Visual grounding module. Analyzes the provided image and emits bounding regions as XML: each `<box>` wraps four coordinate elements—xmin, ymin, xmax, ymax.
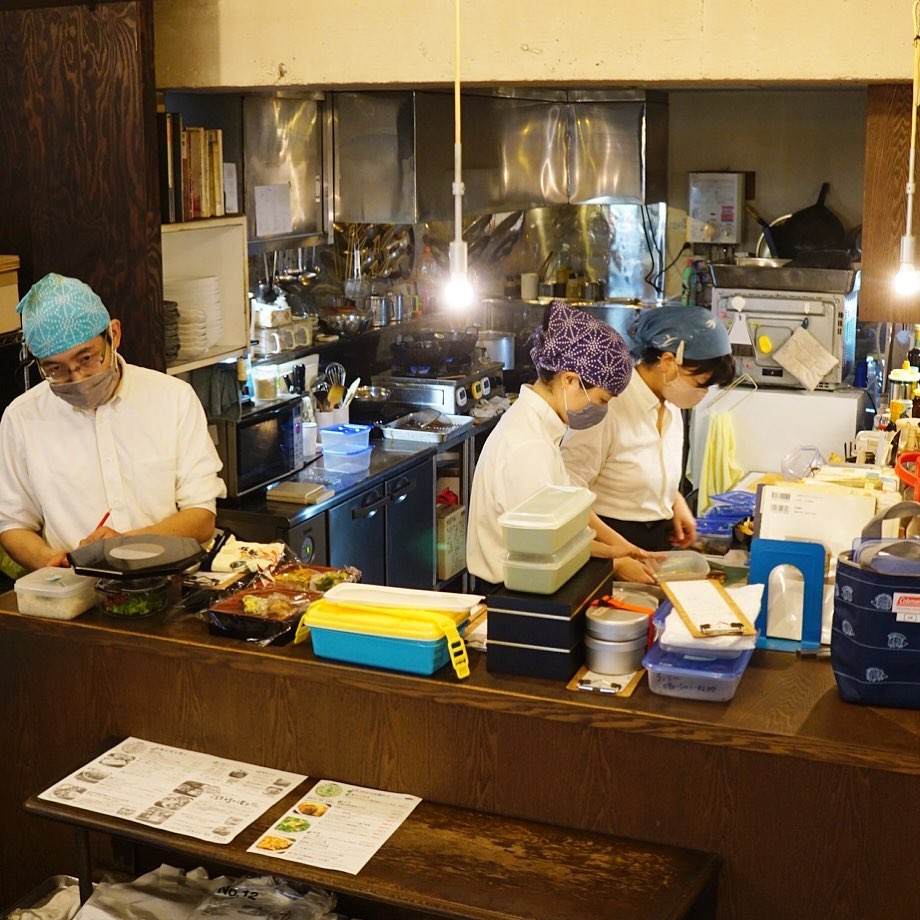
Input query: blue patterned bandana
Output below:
<box><xmin>630</xmin><ymin>304</ymin><xmax>730</xmax><ymax>362</ymax></box>
<box><xmin>18</xmin><ymin>273</ymin><xmax>111</xmax><ymax>359</ymax></box>
<box><xmin>530</xmin><ymin>300</ymin><xmax>632</xmax><ymax>395</ymax></box>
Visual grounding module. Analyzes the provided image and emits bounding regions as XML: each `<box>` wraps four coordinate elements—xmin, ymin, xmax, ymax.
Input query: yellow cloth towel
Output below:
<box><xmin>697</xmin><ymin>411</ymin><xmax>745</xmax><ymax>513</ymax></box>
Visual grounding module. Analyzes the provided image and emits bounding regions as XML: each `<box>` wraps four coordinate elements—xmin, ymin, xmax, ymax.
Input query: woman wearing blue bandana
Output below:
<box><xmin>0</xmin><ymin>273</ymin><xmax>226</xmax><ymax>571</ymax></box>
<box><xmin>562</xmin><ymin>305</ymin><xmax>734</xmax><ymax>552</ymax></box>
<box><xmin>467</xmin><ymin>301</ymin><xmax>658</xmax><ymax>589</ymax></box>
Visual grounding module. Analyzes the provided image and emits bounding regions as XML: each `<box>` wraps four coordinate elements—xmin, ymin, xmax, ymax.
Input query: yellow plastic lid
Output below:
<box><xmin>297</xmin><ymin>600</ymin><xmax>474</xmax><ymax>678</ymax></box>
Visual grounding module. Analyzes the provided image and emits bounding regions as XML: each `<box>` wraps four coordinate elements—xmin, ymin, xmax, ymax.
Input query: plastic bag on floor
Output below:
<box><xmin>190</xmin><ymin>875</ymin><xmax>336</xmax><ymax>918</ymax></box>
<box><xmin>73</xmin><ymin>865</ymin><xmax>235</xmax><ymax>920</ymax></box>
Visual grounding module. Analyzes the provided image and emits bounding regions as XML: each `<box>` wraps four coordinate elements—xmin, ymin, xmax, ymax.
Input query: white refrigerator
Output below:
<box><xmin>687</xmin><ymin>385</ymin><xmax>870</xmax><ymax>487</ymax></box>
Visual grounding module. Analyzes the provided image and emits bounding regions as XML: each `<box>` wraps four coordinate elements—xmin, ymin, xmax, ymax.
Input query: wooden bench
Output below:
<box><xmin>26</xmin><ymin>781</ymin><xmax>719</xmax><ymax>920</ymax></box>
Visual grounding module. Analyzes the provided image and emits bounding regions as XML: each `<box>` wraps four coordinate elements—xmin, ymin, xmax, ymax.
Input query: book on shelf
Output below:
<box><xmin>155</xmin><ymin>111</ymin><xmax>175</xmax><ymax>224</ymax></box>
<box><xmin>171</xmin><ymin>111</ymin><xmax>185</xmax><ymax>221</ymax></box>
<box><xmin>207</xmin><ymin>128</ymin><xmax>225</xmax><ymax>218</ymax></box>
<box><xmin>185</xmin><ymin>126</ymin><xmax>207</xmax><ymax>219</ymax></box>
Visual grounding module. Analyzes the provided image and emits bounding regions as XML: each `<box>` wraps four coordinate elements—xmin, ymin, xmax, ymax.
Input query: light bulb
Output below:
<box><xmin>895</xmin><ymin>263</ymin><xmax>920</xmax><ymax>296</ymax></box>
<box><xmin>444</xmin><ymin>273</ymin><xmax>474</xmax><ymax>310</ymax></box>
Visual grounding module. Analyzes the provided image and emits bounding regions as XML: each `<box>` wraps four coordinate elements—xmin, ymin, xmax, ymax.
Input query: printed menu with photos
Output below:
<box><xmin>248</xmin><ymin>779</ymin><xmax>422</xmax><ymax>874</ymax></box>
<box><xmin>37</xmin><ymin>737</ymin><xmax>307</xmax><ymax>844</ymax></box>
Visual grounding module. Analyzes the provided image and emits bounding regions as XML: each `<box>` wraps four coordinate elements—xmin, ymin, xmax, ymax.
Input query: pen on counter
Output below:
<box><xmin>94</xmin><ymin>510</ymin><xmax>111</xmax><ymax>531</ymax></box>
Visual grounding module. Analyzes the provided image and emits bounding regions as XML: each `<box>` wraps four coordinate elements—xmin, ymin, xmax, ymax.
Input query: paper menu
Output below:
<box><xmin>37</xmin><ymin>737</ymin><xmax>306</xmax><ymax>845</ymax></box>
<box><xmin>248</xmin><ymin>779</ymin><xmax>421</xmax><ymax>874</ymax></box>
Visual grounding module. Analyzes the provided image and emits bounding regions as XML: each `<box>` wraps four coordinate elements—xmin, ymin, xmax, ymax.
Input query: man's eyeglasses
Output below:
<box><xmin>37</xmin><ymin>337</ymin><xmax>108</xmax><ymax>383</ymax></box>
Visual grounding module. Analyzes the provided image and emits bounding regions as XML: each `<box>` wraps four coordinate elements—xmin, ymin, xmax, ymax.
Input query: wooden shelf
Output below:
<box><xmin>26</xmin><ymin>775</ymin><xmax>717</xmax><ymax>920</ymax></box>
<box><xmin>161</xmin><ymin>216</ymin><xmax>249</xmax><ymax>376</ymax></box>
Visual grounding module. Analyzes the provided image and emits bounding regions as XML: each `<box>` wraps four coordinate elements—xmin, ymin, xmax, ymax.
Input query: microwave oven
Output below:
<box><xmin>211</xmin><ymin>395</ymin><xmax>304</xmax><ymax>497</ymax></box>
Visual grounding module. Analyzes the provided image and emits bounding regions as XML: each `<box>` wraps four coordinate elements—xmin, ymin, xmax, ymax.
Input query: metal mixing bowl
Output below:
<box><xmin>318</xmin><ymin>308</ymin><xmax>371</xmax><ymax>335</ymax></box>
<box><xmin>353</xmin><ymin>385</ymin><xmax>391</xmax><ymax>406</ymax></box>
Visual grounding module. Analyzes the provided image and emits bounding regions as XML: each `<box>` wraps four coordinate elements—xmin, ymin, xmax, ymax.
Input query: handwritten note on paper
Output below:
<box><xmin>37</xmin><ymin>737</ymin><xmax>306</xmax><ymax>844</ymax></box>
<box><xmin>248</xmin><ymin>779</ymin><xmax>421</xmax><ymax>874</ymax></box>
<box><xmin>254</xmin><ymin>183</ymin><xmax>293</xmax><ymax>237</ymax></box>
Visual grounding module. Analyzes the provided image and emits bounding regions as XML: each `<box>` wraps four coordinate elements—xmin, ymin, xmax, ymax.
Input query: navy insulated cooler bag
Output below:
<box><xmin>831</xmin><ymin>501</ymin><xmax>920</xmax><ymax>709</ymax></box>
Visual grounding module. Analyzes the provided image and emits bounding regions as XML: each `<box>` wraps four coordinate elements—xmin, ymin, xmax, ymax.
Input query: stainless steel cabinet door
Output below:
<box><xmin>385</xmin><ymin>458</ymin><xmax>435</xmax><ymax>589</ymax></box>
<box><xmin>328</xmin><ymin>484</ymin><xmax>387</xmax><ymax>585</ymax></box>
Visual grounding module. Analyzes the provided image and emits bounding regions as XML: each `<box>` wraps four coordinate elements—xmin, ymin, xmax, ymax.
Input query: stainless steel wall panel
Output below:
<box><xmin>244</xmin><ymin>94</ymin><xmax>323</xmax><ymax>242</ymax></box>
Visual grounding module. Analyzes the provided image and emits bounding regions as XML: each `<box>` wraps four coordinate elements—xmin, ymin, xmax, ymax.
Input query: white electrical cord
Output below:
<box><xmin>445</xmin><ymin>0</ymin><xmax>474</xmax><ymax>310</ymax></box>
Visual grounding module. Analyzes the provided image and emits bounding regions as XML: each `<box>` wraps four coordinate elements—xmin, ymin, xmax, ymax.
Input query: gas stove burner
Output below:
<box><xmin>405</xmin><ymin>364</ymin><xmax>438</xmax><ymax>378</ymax></box>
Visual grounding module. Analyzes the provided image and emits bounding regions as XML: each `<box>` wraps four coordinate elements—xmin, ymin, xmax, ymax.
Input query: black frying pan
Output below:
<box><xmin>774</xmin><ymin>182</ymin><xmax>846</xmax><ymax>259</ymax></box>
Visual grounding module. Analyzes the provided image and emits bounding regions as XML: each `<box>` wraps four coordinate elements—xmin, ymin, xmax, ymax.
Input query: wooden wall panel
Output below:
<box><xmin>0</xmin><ymin>1</ymin><xmax>163</xmax><ymax>370</ymax></box>
<box><xmin>860</xmin><ymin>83</ymin><xmax>920</xmax><ymax>323</ymax></box>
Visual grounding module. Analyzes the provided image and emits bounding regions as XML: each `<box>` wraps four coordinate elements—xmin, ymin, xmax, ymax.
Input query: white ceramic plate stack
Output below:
<box><xmin>173</xmin><ymin>307</ymin><xmax>209</xmax><ymax>360</ymax></box>
<box><xmin>164</xmin><ymin>275</ymin><xmax>223</xmax><ymax>357</ymax></box>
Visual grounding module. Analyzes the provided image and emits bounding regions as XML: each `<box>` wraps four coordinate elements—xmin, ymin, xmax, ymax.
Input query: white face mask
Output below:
<box><xmin>661</xmin><ymin>365</ymin><xmax>707</xmax><ymax>409</ymax></box>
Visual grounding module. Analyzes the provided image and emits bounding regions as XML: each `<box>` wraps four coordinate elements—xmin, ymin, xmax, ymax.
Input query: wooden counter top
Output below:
<box><xmin>1</xmin><ymin>593</ymin><xmax>917</xmax><ymax>777</ymax></box>
<box><xmin>2</xmin><ymin>591</ymin><xmax>919</xmax><ymax>918</ymax></box>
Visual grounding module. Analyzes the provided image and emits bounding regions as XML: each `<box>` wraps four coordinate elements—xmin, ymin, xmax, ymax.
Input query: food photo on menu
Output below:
<box><xmin>247</xmin><ymin>779</ymin><xmax>420</xmax><ymax>875</ymax></box>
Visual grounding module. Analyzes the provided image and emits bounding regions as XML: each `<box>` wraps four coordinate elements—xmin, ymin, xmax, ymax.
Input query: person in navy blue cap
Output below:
<box><xmin>467</xmin><ymin>301</ymin><xmax>658</xmax><ymax>589</ymax></box>
<box><xmin>0</xmin><ymin>273</ymin><xmax>225</xmax><ymax>571</ymax></box>
<box><xmin>562</xmin><ymin>304</ymin><xmax>735</xmax><ymax>552</ymax></box>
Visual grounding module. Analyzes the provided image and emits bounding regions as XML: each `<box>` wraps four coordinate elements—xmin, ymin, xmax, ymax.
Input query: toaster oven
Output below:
<box><xmin>711</xmin><ymin>279</ymin><xmax>857</xmax><ymax>389</ymax></box>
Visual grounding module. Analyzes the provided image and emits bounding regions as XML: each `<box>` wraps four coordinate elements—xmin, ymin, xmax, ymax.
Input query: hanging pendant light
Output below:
<box><xmin>444</xmin><ymin>0</ymin><xmax>474</xmax><ymax>310</ymax></box>
<box><xmin>895</xmin><ymin>1</ymin><xmax>920</xmax><ymax>295</ymax></box>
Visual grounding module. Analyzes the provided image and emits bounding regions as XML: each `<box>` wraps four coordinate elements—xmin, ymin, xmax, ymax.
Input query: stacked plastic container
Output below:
<box><xmin>695</xmin><ymin>490</ymin><xmax>757</xmax><ymax>556</ymax></box>
<box><xmin>643</xmin><ymin>598</ymin><xmax>756</xmax><ymax>702</ymax></box>
<box><xmin>319</xmin><ymin>423</ymin><xmax>373</xmax><ymax>473</ymax></box>
<box><xmin>497</xmin><ymin>486</ymin><xmax>595</xmax><ymax>594</ymax></box>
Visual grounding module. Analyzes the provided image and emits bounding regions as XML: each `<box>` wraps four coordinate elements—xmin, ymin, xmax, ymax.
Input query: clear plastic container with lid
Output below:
<box><xmin>317</xmin><ymin>423</ymin><xmax>372</xmax><ymax>452</ymax></box>
<box><xmin>498</xmin><ymin>485</ymin><xmax>595</xmax><ymax>556</ymax></box>
<box><xmin>15</xmin><ymin>568</ymin><xmax>97</xmax><ymax>620</ymax></box>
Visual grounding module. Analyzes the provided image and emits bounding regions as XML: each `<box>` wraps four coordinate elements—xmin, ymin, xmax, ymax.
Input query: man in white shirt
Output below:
<box><xmin>0</xmin><ymin>273</ymin><xmax>226</xmax><ymax>571</ymax></box>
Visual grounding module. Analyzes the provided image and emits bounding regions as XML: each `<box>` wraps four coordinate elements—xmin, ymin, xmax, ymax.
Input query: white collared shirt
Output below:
<box><xmin>561</xmin><ymin>370</ymin><xmax>682</xmax><ymax>521</ymax></box>
<box><xmin>0</xmin><ymin>359</ymin><xmax>226</xmax><ymax>552</ymax></box>
<box><xmin>466</xmin><ymin>385</ymin><xmax>575</xmax><ymax>584</ymax></box>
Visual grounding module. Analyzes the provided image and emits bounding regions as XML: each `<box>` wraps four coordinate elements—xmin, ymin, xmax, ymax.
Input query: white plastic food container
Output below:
<box><xmin>15</xmin><ymin>568</ymin><xmax>98</xmax><ymax>620</ymax></box>
<box><xmin>502</xmin><ymin>527</ymin><xmax>594</xmax><ymax>594</ymax></box>
<box><xmin>498</xmin><ymin>485</ymin><xmax>595</xmax><ymax>556</ymax></box>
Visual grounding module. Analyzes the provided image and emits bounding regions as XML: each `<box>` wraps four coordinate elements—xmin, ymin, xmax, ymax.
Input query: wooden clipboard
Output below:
<box><xmin>660</xmin><ymin>579</ymin><xmax>756</xmax><ymax>638</ymax></box>
<box><xmin>566</xmin><ymin>666</ymin><xmax>644</xmax><ymax>698</ymax></box>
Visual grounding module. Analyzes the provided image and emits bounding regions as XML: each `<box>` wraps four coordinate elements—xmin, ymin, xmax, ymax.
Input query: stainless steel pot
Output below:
<box><xmin>478</xmin><ymin>330</ymin><xmax>515</xmax><ymax>370</ymax></box>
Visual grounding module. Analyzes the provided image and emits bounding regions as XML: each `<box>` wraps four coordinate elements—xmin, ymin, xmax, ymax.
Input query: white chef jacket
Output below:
<box><xmin>561</xmin><ymin>371</ymin><xmax>681</xmax><ymax>522</ymax></box>
<box><xmin>0</xmin><ymin>358</ymin><xmax>226</xmax><ymax>553</ymax></box>
<box><xmin>467</xmin><ymin>385</ymin><xmax>577</xmax><ymax>584</ymax></box>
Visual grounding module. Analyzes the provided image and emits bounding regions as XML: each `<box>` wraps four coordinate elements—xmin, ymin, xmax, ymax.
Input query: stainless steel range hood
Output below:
<box><xmin>333</xmin><ymin>90</ymin><xmax>667</xmax><ymax>224</ymax></box>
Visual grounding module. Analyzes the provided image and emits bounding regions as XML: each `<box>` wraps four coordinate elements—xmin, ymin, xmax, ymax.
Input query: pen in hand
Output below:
<box><xmin>94</xmin><ymin>510</ymin><xmax>111</xmax><ymax>531</ymax></box>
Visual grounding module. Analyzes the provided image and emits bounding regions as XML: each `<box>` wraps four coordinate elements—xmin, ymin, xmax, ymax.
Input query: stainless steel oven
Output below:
<box><xmin>710</xmin><ymin>267</ymin><xmax>858</xmax><ymax>389</ymax></box>
<box><xmin>210</xmin><ymin>395</ymin><xmax>304</xmax><ymax>497</ymax></box>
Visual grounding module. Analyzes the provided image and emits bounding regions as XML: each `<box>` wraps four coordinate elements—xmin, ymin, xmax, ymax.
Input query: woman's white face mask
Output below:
<box><xmin>661</xmin><ymin>364</ymin><xmax>708</xmax><ymax>409</ymax></box>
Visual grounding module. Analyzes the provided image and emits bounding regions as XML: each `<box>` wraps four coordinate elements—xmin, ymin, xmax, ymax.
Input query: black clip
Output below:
<box><xmin>698</xmin><ymin>621</ymin><xmax>745</xmax><ymax>637</ymax></box>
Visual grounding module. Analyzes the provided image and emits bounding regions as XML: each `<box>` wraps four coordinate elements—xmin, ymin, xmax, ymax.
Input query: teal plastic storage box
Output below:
<box><xmin>309</xmin><ymin>625</ymin><xmax>465</xmax><ymax>675</ymax></box>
